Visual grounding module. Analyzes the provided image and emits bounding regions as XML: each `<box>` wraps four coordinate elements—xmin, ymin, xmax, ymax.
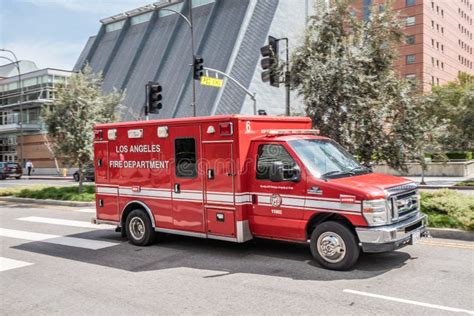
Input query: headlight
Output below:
<box><xmin>362</xmin><ymin>199</ymin><xmax>389</xmax><ymax>226</ymax></box>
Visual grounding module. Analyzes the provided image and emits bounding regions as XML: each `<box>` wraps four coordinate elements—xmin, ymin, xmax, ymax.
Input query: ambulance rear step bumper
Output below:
<box><xmin>91</xmin><ymin>218</ymin><xmax>120</xmax><ymax>227</ymax></box>
<box><xmin>356</xmin><ymin>212</ymin><xmax>428</xmax><ymax>253</ymax></box>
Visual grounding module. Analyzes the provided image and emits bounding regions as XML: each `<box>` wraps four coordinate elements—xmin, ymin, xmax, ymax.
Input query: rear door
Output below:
<box><xmin>94</xmin><ymin>141</ymin><xmax>118</xmax><ymax>221</ymax></box>
<box><xmin>169</xmin><ymin>126</ymin><xmax>204</xmax><ymax>233</ymax></box>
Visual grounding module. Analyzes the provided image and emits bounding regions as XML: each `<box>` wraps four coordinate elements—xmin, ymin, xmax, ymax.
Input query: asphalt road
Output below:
<box><xmin>0</xmin><ymin>202</ymin><xmax>473</xmax><ymax>315</ymax></box>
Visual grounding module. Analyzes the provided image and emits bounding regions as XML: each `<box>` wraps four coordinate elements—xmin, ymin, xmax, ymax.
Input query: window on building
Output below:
<box><xmin>405</xmin><ymin>74</ymin><xmax>417</xmax><ymax>89</ymax></box>
<box><xmin>437</xmin><ymin>78</ymin><xmax>440</xmax><ymax>85</ymax></box>
<box><xmin>406</xmin><ymin>35</ymin><xmax>416</xmax><ymax>44</ymax></box>
<box><xmin>406</xmin><ymin>54</ymin><xmax>416</xmax><ymax>64</ymax></box>
<box><xmin>441</xmin><ymin>9</ymin><xmax>444</xmax><ymax>17</ymax></box>
<box><xmin>130</xmin><ymin>12</ymin><xmax>152</xmax><ymax>25</ymax></box>
<box><xmin>256</xmin><ymin>144</ymin><xmax>296</xmax><ymax>180</ymax></box>
<box><xmin>441</xmin><ymin>27</ymin><xmax>444</xmax><ymax>34</ymax></box>
<box><xmin>436</xmin><ymin>60</ymin><xmax>439</xmax><ymax>67</ymax></box>
<box><xmin>441</xmin><ymin>44</ymin><xmax>444</xmax><ymax>52</ymax></box>
<box><xmin>407</xmin><ymin>16</ymin><xmax>416</xmax><ymax>26</ymax></box>
<box><xmin>441</xmin><ymin>62</ymin><xmax>444</xmax><ymax>69</ymax></box>
<box><xmin>105</xmin><ymin>20</ymin><xmax>125</xmax><ymax>32</ymax></box>
<box><xmin>363</xmin><ymin>0</ymin><xmax>372</xmax><ymax>21</ymax></box>
<box><xmin>432</xmin><ymin>76</ymin><xmax>435</xmax><ymax>85</ymax></box>
<box><xmin>432</xmin><ymin>57</ymin><xmax>435</xmax><ymax>65</ymax></box>
<box><xmin>174</xmin><ymin>138</ymin><xmax>197</xmax><ymax>178</ymax></box>
<box><xmin>406</xmin><ymin>0</ymin><xmax>415</xmax><ymax>6</ymax></box>
<box><xmin>431</xmin><ymin>20</ymin><xmax>435</xmax><ymax>28</ymax></box>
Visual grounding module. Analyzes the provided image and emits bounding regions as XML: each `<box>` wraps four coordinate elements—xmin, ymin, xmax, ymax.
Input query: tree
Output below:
<box><xmin>428</xmin><ymin>72</ymin><xmax>474</xmax><ymax>151</ymax></box>
<box><xmin>291</xmin><ymin>0</ymin><xmax>427</xmax><ymax>170</ymax></box>
<box><xmin>42</xmin><ymin>65</ymin><xmax>124</xmax><ymax>192</ymax></box>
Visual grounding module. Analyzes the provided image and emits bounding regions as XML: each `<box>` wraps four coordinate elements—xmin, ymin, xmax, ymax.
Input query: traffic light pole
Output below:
<box><xmin>204</xmin><ymin>67</ymin><xmax>257</xmax><ymax>115</ymax></box>
<box><xmin>0</xmin><ymin>50</ymin><xmax>23</xmax><ymax>163</ymax></box>
<box><xmin>277</xmin><ymin>37</ymin><xmax>290</xmax><ymax>116</ymax></box>
<box><xmin>160</xmin><ymin>3</ymin><xmax>196</xmax><ymax>116</ymax></box>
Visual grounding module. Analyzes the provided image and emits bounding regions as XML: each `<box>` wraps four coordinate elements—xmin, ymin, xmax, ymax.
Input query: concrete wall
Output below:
<box><xmin>373</xmin><ymin>161</ymin><xmax>474</xmax><ymax>177</ymax></box>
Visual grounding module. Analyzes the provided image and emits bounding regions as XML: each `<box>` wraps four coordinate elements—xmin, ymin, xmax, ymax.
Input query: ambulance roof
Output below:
<box><xmin>95</xmin><ymin>115</ymin><xmax>311</xmax><ymax>128</ymax></box>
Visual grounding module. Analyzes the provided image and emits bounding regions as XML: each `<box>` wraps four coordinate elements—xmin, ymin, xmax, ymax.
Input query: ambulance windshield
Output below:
<box><xmin>289</xmin><ymin>139</ymin><xmax>370</xmax><ymax>179</ymax></box>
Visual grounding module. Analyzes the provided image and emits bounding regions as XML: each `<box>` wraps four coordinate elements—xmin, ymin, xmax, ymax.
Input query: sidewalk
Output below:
<box><xmin>21</xmin><ymin>175</ymin><xmax>74</xmax><ymax>181</ymax></box>
<box><xmin>405</xmin><ymin>176</ymin><xmax>472</xmax><ymax>189</ymax></box>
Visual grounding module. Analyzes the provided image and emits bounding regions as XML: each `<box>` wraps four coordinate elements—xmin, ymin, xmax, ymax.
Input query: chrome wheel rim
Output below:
<box><xmin>129</xmin><ymin>217</ymin><xmax>145</xmax><ymax>240</ymax></box>
<box><xmin>317</xmin><ymin>232</ymin><xmax>346</xmax><ymax>263</ymax></box>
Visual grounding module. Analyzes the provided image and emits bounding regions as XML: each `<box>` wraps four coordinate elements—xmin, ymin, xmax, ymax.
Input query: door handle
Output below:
<box><xmin>174</xmin><ymin>183</ymin><xmax>180</xmax><ymax>193</ymax></box>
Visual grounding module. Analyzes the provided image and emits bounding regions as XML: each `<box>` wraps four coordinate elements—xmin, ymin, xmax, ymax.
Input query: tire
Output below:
<box><xmin>310</xmin><ymin>221</ymin><xmax>360</xmax><ymax>271</ymax></box>
<box><xmin>125</xmin><ymin>209</ymin><xmax>156</xmax><ymax>246</ymax></box>
<box><xmin>15</xmin><ymin>176</ymin><xmax>21</xmax><ymax>179</ymax></box>
<box><xmin>73</xmin><ymin>173</ymin><xmax>80</xmax><ymax>182</ymax></box>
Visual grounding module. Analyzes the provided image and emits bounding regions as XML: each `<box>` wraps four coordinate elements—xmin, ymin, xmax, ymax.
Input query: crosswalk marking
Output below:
<box><xmin>0</xmin><ymin>228</ymin><xmax>119</xmax><ymax>250</ymax></box>
<box><xmin>17</xmin><ymin>216</ymin><xmax>114</xmax><ymax>229</ymax></box>
<box><xmin>75</xmin><ymin>208</ymin><xmax>96</xmax><ymax>214</ymax></box>
<box><xmin>0</xmin><ymin>257</ymin><xmax>33</xmax><ymax>272</ymax></box>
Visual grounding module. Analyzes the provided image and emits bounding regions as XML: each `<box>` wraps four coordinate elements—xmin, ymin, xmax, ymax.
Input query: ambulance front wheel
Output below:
<box><xmin>310</xmin><ymin>221</ymin><xmax>360</xmax><ymax>271</ymax></box>
<box><xmin>125</xmin><ymin>209</ymin><xmax>156</xmax><ymax>246</ymax></box>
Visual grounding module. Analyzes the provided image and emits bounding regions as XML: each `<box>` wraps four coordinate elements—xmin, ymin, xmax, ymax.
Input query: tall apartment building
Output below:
<box><xmin>352</xmin><ymin>0</ymin><xmax>474</xmax><ymax>92</ymax></box>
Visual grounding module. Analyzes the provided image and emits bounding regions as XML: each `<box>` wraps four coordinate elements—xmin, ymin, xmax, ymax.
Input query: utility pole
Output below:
<box><xmin>189</xmin><ymin>1</ymin><xmax>196</xmax><ymax>117</ymax></box>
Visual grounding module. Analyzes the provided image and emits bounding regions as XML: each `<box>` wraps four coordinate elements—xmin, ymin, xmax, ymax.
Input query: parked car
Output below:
<box><xmin>0</xmin><ymin>162</ymin><xmax>23</xmax><ymax>180</ymax></box>
<box><xmin>73</xmin><ymin>165</ymin><xmax>95</xmax><ymax>182</ymax></box>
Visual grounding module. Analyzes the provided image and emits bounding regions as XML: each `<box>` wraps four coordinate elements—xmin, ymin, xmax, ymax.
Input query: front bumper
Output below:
<box><xmin>356</xmin><ymin>212</ymin><xmax>427</xmax><ymax>253</ymax></box>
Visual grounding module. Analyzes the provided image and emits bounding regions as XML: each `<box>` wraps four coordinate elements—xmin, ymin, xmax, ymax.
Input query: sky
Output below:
<box><xmin>0</xmin><ymin>0</ymin><xmax>152</xmax><ymax>70</ymax></box>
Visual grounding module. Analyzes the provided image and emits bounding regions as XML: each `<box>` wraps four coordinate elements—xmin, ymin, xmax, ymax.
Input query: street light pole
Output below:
<box><xmin>0</xmin><ymin>49</ymin><xmax>23</xmax><ymax>163</ymax></box>
<box><xmin>155</xmin><ymin>2</ymin><xmax>196</xmax><ymax>116</ymax></box>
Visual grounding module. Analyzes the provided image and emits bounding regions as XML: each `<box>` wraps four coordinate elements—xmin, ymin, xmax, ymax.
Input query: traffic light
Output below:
<box><xmin>260</xmin><ymin>36</ymin><xmax>279</xmax><ymax>87</ymax></box>
<box><xmin>193</xmin><ymin>56</ymin><xmax>204</xmax><ymax>80</ymax></box>
<box><xmin>147</xmin><ymin>82</ymin><xmax>162</xmax><ymax>114</ymax></box>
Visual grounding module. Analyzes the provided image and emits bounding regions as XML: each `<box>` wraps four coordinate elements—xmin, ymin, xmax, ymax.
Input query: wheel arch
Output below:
<box><xmin>121</xmin><ymin>200</ymin><xmax>155</xmax><ymax>228</ymax></box>
<box><xmin>306</xmin><ymin>212</ymin><xmax>356</xmax><ymax>240</ymax></box>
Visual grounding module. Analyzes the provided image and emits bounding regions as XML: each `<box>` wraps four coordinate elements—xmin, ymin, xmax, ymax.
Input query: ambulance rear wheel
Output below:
<box><xmin>310</xmin><ymin>221</ymin><xmax>359</xmax><ymax>271</ymax></box>
<box><xmin>125</xmin><ymin>209</ymin><xmax>155</xmax><ymax>246</ymax></box>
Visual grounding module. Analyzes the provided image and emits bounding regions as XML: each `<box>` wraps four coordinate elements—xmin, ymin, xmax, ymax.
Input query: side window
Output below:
<box><xmin>175</xmin><ymin>138</ymin><xmax>197</xmax><ymax>178</ymax></box>
<box><xmin>256</xmin><ymin>144</ymin><xmax>296</xmax><ymax>180</ymax></box>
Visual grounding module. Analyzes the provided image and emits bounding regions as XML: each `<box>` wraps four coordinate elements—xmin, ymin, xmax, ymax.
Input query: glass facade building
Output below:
<box><xmin>0</xmin><ymin>62</ymin><xmax>71</xmax><ymax>163</ymax></box>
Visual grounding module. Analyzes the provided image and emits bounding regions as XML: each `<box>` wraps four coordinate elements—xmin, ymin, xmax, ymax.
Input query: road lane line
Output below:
<box><xmin>16</xmin><ymin>216</ymin><xmax>114</xmax><ymax>229</ymax></box>
<box><xmin>344</xmin><ymin>289</ymin><xmax>474</xmax><ymax>315</ymax></box>
<box><xmin>75</xmin><ymin>208</ymin><xmax>96</xmax><ymax>214</ymax></box>
<box><xmin>0</xmin><ymin>228</ymin><xmax>118</xmax><ymax>250</ymax></box>
<box><xmin>0</xmin><ymin>257</ymin><xmax>33</xmax><ymax>272</ymax></box>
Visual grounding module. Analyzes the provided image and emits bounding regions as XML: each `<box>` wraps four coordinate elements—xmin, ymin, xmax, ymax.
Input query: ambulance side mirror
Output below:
<box><xmin>269</xmin><ymin>161</ymin><xmax>284</xmax><ymax>182</ymax></box>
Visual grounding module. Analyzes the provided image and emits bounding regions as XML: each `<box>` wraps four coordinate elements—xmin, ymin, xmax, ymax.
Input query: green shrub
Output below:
<box><xmin>420</xmin><ymin>189</ymin><xmax>474</xmax><ymax>230</ymax></box>
<box><xmin>12</xmin><ymin>185</ymin><xmax>95</xmax><ymax>202</ymax></box>
<box><xmin>445</xmin><ymin>152</ymin><xmax>473</xmax><ymax>160</ymax></box>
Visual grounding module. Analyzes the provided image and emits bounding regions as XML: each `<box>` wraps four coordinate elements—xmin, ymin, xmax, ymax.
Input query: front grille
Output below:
<box><xmin>388</xmin><ymin>185</ymin><xmax>419</xmax><ymax>223</ymax></box>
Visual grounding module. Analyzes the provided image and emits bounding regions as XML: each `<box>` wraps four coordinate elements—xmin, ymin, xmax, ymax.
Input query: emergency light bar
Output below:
<box><xmin>262</xmin><ymin>129</ymin><xmax>320</xmax><ymax>136</ymax></box>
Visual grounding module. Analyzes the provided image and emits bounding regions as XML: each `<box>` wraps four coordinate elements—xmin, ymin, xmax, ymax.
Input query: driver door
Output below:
<box><xmin>248</xmin><ymin>142</ymin><xmax>307</xmax><ymax>240</ymax></box>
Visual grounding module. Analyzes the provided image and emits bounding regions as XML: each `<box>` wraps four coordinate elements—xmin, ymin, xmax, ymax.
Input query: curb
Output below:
<box><xmin>427</xmin><ymin>227</ymin><xmax>474</xmax><ymax>242</ymax></box>
<box><xmin>419</xmin><ymin>185</ymin><xmax>473</xmax><ymax>190</ymax></box>
<box><xmin>0</xmin><ymin>196</ymin><xmax>95</xmax><ymax>207</ymax></box>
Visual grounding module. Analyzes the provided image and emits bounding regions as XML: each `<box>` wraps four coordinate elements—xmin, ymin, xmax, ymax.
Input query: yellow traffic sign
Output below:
<box><xmin>200</xmin><ymin>76</ymin><xmax>223</xmax><ymax>88</ymax></box>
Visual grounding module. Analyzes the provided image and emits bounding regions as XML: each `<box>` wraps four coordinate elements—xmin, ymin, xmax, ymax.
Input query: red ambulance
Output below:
<box><xmin>92</xmin><ymin>115</ymin><xmax>427</xmax><ymax>270</ymax></box>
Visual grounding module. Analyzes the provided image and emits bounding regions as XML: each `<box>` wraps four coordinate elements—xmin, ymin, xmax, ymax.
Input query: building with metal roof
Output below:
<box><xmin>75</xmin><ymin>0</ymin><xmax>313</xmax><ymax>121</ymax></box>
